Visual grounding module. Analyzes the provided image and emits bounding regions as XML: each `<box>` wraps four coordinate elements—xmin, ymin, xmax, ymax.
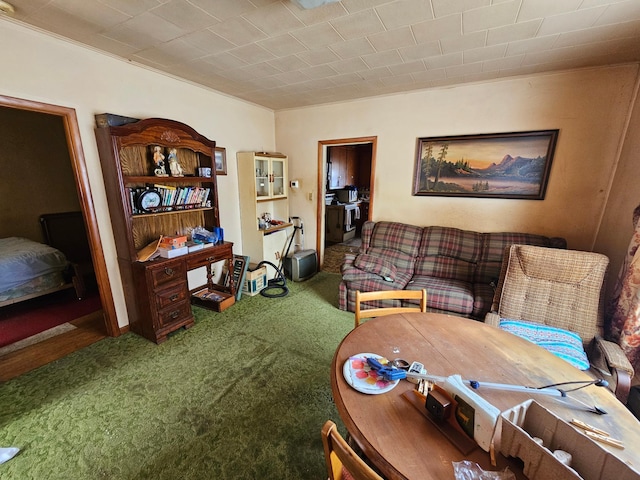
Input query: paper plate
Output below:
<box><xmin>343</xmin><ymin>353</ymin><xmax>400</xmax><ymax>394</ymax></box>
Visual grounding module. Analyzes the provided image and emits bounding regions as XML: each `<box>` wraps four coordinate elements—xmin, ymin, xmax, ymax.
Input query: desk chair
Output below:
<box><xmin>321</xmin><ymin>420</ymin><xmax>383</xmax><ymax>480</ymax></box>
<box><xmin>485</xmin><ymin>244</ymin><xmax>634</xmax><ymax>402</ymax></box>
<box><xmin>354</xmin><ymin>289</ymin><xmax>427</xmax><ymax>328</ymax></box>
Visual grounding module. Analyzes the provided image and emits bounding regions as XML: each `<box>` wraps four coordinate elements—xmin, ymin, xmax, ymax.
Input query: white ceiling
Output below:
<box><xmin>4</xmin><ymin>0</ymin><xmax>640</xmax><ymax>110</ymax></box>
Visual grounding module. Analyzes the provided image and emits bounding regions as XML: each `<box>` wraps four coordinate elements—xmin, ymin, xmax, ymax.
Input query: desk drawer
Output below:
<box><xmin>155</xmin><ymin>284</ymin><xmax>188</xmax><ymax>310</ymax></box>
<box><xmin>187</xmin><ymin>243</ymin><xmax>233</xmax><ymax>269</ymax></box>
<box><xmin>157</xmin><ymin>301</ymin><xmax>192</xmax><ymax>329</ymax></box>
<box><xmin>148</xmin><ymin>260</ymin><xmax>186</xmax><ymax>290</ymax></box>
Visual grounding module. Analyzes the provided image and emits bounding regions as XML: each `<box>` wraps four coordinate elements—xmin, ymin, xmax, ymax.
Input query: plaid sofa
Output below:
<box><xmin>338</xmin><ymin>221</ymin><xmax>566</xmax><ymax>319</ymax></box>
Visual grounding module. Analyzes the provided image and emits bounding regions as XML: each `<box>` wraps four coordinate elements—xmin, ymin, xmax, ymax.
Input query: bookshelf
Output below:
<box><xmin>95</xmin><ymin>117</ymin><xmax>235</xmax><ymax>343</ymax></box>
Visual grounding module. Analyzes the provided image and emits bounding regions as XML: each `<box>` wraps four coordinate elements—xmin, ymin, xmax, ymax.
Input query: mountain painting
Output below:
<box><xmin>413</xmin><ymin>130</ymin><xmax>558</xmax><ymax>200</ymax></box>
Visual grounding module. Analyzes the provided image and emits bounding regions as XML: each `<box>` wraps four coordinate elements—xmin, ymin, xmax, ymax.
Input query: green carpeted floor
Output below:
<box><xmin>0</xmin><ymin>272</ymin><xmax>354</xmax><ymax>479</ymax></box>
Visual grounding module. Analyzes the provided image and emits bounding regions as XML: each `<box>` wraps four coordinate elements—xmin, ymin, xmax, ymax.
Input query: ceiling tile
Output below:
<box><xmin>97</xmin><ymin>0</ymin><xmax>163</xmax><ymax>17</ymax></box>
<box><xmin>446</xmin><ymin>61</ymin><xmax>483</xmax><ymax>78</ymax></box>
<box><xmin>398</xmin><ymin>41</ymin><xmax>442</xmax><ymax>62</ymax></box>
<box><xmin>53</xmin><ymin>0</ymin><xmax>130</xmax><ymax>28</ymax></box>
<box><xmin>505</xmin><ymin>35</ymin><xmax>559</xmax><ymax>56</ymax></box>
<box><xmin>330</xmin><ymin>9</ymin><xmax>385</xmax><ymax>40</ymax></box>
<box><xmin>181</xmin><ymin>30</ymin><xmax>236</xmax><ymax>55</ymax></box>
<box><xmin>425</xmin><ymin>52</ymin><xmax>463</xmax><ymax>69</ymax></box>
<box><xmin>328</xmin><ymin>37</ymin><xmax>376</xmax><ymax>59</ymax></box>
<box><xmin>517</xmin><ymin>0</ymin><xmax>583</xmax><ymax>22</ymax></box>
<box><xmin>290</xmin><ymin>22</ymin><xmax>343</xmax><ymax>48</ymax></box>
<box><xmin>208</xmin><ymin>17</ymin><xmax>267</xmax><ymax>46</ymax></box>
<box><xmin>380</xmin><ymin>73</ymin><xmax>416</xmax><ymax>87</ymax></box>
<box><xmin>242</xmin><ymin>1</ymin><xmax>305</xmax><ymax>36</ymax></box>
<box><xmin>258</xmin><ymin>33</ymin><xmax>308</xmax><ymax>56</ymax></box>
<box><xmin>297</xmin><ymin>47</ymin><xmax>341</xmax><ymax>65</ymax></box>
<box><xmin>462</xmin><ymin>1</ymin><xmax>520</xmax><ymax>33</ymax></box>
<box><xmin>388</xmin><ymin>60</ymin><xmax>426</xmax><ymax>75</ymax></box>
<box><xmin>537</xmin><ymin>6</ymin><xmax>607</xmax><ymax>36</ymax></box>
<box><xmin>431</xmin><ymin>0</ymin><xmax>490</xmax><ymax>18</ymax></box>
<box><xmin>411</xmin><ymin>68</ymin><xmax>446</xmax><ymax>83</ymax></box>
<box><xmin>485</xmin><ymin>19</ymin><xmax>541</xmax><ymax>45</ymax></box>
<box><xmin>271</xmin><ymin>70</ymin><xmax>310</xmax><ymax>84</ymax></box>
<box><xmin>328</xmin><ymin>57</ymin><xmax>370</xmax><ymax>74</ymax></box>
<box><xmin>440</xmin><ymin>31</ymin><xmax>486</xmax><ymax>54</ymax></box>
<box><xmin>238</xmin><ymin>61</ymin><xmax>283</xmax><ymax>78</ymax></box>
<box><xmin>228</xmin><ymin>43</ymin><xmax>277</xmax><ymax>64</ymax></box>
<box><xmin>361</xmin><ymin>49</ymin><xmax>404</xmax><ymax>68</ymax></box>
<box><xmin>554</xmin><ymin>19</ymin><xmax>640</xmax><ymax>48</ymax></box>
<box><xmin>340</xmin><ymin>0</ymin><xmax>392</xmax><ymax>14</ymax></box>
<box><xmin>595</xmin><ymin>0</ymin><xmax>640</xmax><ymax>25</ymax></box>
<box><xmin>187</xmin><ymin>0</ymin><xmax>257</xmax><ymax>20</ymax></box>
<box><xmin>103</xmin><ymin>12</ymin><xmax>186</xmax><ymax>47</ymax></box>
<box><xmin>375</xmin><ymin>0</ymin><xmax>433</xmax><ymax>30</ymax></box>
<box><xmin>202</xmin><ymin>51</ymin><xmax>249</xmax><ymax>69</ymax></box>
<box><xmin>286</xmin><ymin>0</ymin><xmax>348</xmax><ymax>25</ymax></box>
<box><xmin>267</xmin><ymin>54</ymin><xmax>310</xmax><ymax>72</ymax></box>
<box><xmin>463</xmin><ymin>44</ymin><xmax>507</xmax><ymax>63</ymax></box>
<box><xmin>411</xmin><ymin>14</ymin><xmax>462</xmax><ymax>44</ymax></box>
<box><xmin>367</xmin><ymin>26</ymin><xmax>416</xmax><ymax>52</ymax></box>
<box><xmin>481</xmin><ymin>54</ymin><xmax>525</xmax><ymax>72</ymax></box>
<box><xmin>298</xmin><ymin>64</ymin><xmax>338</xmax><ymax>79</ymax></box>
<box><xmin>151</xmin><ymin>0</ymin><xmax>218</xmax><ymax>30</ymax></box>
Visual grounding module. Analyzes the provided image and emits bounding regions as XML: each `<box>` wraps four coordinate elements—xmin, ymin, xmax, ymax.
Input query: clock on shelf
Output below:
<box><xmin>136</xmin><ymin>188</ymin><xmax>162</xmax><ymax>212</ymax></box>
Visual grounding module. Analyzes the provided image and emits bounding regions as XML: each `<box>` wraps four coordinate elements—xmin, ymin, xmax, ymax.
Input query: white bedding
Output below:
<box><xmin>0</xmin><ymin>237</ymin><xmax>69</xmax><ymax>294</ymax></box>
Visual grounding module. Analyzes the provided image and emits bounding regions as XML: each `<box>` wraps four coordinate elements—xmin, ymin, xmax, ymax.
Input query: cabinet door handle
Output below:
<box><xmin>169</xmin><ymin>294</ymin><xmax>179</xmax><ymax>302</ymax></box>
<box><xmin>207</xmin><ymin>256</ymin><xmax>216</xmax><ymax>262</ymax></box>
<box><xmin>164</xmin><ymin>267</ymin><xmax>174</xmax><ymax>276</ymax></box>
<box><xmin>170</xmin><ymin>310</ymin><xmax>180</xmax><ymax>319</ymax></box>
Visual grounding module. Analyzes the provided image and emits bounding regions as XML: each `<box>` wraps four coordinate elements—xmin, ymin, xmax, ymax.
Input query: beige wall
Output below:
<box><xmin>595</xmin><ymin>76</ymin><xmax>640</xmax><ymax>298</ymax></box>
<box><xmin>276</xmin><ymin>66</ymin><xmax>640</xmax><ymax>260</ymax></box>
<box><xmin>1</xmin><ymin>19</ymin><xmax>275</xmax><ymax>328</ymax></box>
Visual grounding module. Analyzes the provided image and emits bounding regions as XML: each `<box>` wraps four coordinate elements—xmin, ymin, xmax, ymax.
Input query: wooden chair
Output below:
<box><xmin>354</xmin><ymin>289</ymin><xmax>427</xmax><ymax>328</ymax></box>
<box><xmin>321</xmin><ymin>420</ymin><xmax>383</xmax><ymax>480</ymax></box>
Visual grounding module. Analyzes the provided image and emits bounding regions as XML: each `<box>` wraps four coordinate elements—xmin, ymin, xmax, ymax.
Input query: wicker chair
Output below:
<box><xmin>485</xmin><ymin>244</ymin><xmax>634</xmax><ymax>403</ymax></box>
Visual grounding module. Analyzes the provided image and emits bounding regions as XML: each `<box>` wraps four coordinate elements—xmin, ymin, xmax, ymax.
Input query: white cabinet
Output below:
<box><xmin>237</xmin><ymin>152</ymin><xmax>290</xmax><ymax>274</ymax></box>
<box><xmin>254</xmin><ymin>156</ymin><xmax>287</xmax><ymax>199</ymax></box>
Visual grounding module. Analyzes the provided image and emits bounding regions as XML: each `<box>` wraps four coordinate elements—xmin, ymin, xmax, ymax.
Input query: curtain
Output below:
<box><xmin>607</xmin><ymin>204</ymin><xmax>640</xmax><ymax>371</ymax></box>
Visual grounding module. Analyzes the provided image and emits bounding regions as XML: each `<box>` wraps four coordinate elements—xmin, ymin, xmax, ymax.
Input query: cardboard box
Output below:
<box><xmin>243</xmin><ymin>265</ymin><xmax>267</xmax><ymax>296</ymax></box>
<box><xmin>158</xmin><ymin>246</ymin><xmax>188</xmax><ymax>258</ymax></box>
<box><xmin>496</xmin><ymin>400</ymin><xmax>638</xmax><ymax>480</ymax></box>
<box><xmin>159</xmin><ymin>235</ymin><xmax>188</xmax><ymax>248</ymax></box>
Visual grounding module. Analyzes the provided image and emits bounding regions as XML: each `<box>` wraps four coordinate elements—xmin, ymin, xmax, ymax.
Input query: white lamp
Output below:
<box><xmin>292</xmin><ymin>0</ymin><xmax>341</xmax><ymax>9</ymax></box>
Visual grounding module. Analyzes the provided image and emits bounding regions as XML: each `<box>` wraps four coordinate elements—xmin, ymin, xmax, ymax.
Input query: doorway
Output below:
<box><xmin>0</xmin><ymin>94</ymin><xmax>118</xmax><ymax>378</ymax></box>
<box><xmin>316</xmin><ymin>137</ymin><xmax>377</xmax><ymax>272</ymax></box>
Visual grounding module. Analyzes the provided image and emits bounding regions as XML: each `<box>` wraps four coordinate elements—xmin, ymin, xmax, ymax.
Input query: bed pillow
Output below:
<box><xmin>499</xmin><ymin>319</ymin><xmax>589</xmax><ymax>371</ymax></box>
<box><xmin>353</xmin><ymin>254</ymin><xmax>396</xmax><ymax>282</ymax></box>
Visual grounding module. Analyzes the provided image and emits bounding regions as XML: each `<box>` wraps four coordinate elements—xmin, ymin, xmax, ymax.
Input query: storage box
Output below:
<box><xmin>243</xmin><ymin>265</ymin><xmax>267</xmax><ymax>296</ymax></box>
<box><xmin>496</xmin><ymin>400</ymin><xmax>638</xmax><ymax>480</ymax></box>
<box><xmin>158</xmin><ymin>245</ymin><xmax>188</xmax><ymax>258</ymax></box>
<box><xmin>159</xmin><ymin>235</ymin><xmax>188</xmax><ymax>248</ymax></box>
<box><xmin>191</xmin><ymin>288</ymin><xmax>235</xmax><ymax>312</ymax></box>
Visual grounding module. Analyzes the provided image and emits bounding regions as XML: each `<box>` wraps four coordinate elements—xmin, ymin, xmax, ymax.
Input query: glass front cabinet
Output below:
<box><xmin>255</xmin><ymin>155</ymin><xmax>287</xmax><ymax>200</ymax></box>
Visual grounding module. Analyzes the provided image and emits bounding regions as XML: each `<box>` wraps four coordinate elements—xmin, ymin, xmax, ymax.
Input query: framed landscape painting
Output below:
<box><xmin>413</xmin><ymin>130</ymin><xmax>558</xmax><ymax>200</ymax></box>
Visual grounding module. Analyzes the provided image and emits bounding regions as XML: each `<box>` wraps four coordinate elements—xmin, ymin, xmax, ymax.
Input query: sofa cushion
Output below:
<box><xmin>499</xmin><ymin>319</ymin><xmax>589</xmax><ymax>370</ymax></box>
<box><xmin>474</xmin><ymin>232</ymin><xmax>566</xmax><ymax>285</ymax></box>
<box><xmin>415</xmin><ymin>227</ymin><xmax>482</xmax><ymax>282</ymax></box>
<box><xmin>353</xmin><ymin>254</ymin><xmax>397</xmax><ymax>282</ymax></box>
<box><xmin>409</xmin><ymin>276</ymin><xmax>475</xmax><ymax>316</ymax></box>
<box><xmin>472</xmin><ymin>282</ymin><xmax>495</xmax><ymax>319</ymax></box>
<box><xmin>368</xmin><ymin>221</ymin><xmax>422</xmax><ymax>258</ymax></box>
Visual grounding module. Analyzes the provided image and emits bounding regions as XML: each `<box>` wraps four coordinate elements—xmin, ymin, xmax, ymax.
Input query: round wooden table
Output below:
<box><xmin>330</xmin><ymin>313</ymin><xmax>640</xmax><ymax>480</ymax></box>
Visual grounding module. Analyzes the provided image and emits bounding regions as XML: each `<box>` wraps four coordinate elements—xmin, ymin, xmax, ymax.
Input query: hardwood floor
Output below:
<box><xmin>0</xmin><ymin>310</ymin><xmax>107</xmax><ymax>381</ymax></box>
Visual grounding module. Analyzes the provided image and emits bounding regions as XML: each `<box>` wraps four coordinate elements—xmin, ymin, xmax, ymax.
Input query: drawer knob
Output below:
<box><xmin>170</xmin><ymin>310</ymin><xmax>180</xmax><ymax>319</ymax></box>
<box><xmin>207</xmin><ymin>256</ymin><xmax>215</xmax><ymax>261</ymax></box>
<box><xmin>164</xmin><ymin>267</ymin><xmax>174</xmax><ymax>276</ymax></box>
<box><xmin>169</xmin><ymin>294</ymin><xmax>179</xmax><ymax>302</ymax></box>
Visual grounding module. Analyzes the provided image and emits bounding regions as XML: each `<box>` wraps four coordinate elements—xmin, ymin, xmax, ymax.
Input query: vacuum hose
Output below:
<box><xmin>255</xmin><ymin>260</ymin><xmax>289</xmax><ymax>298</ymax></box>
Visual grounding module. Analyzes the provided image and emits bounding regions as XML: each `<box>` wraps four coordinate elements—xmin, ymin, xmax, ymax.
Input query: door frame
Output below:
<box><xmin>0</xmin><ymin>94</ymin><xmax>119</xmax><ymax>337</ymax></box>
<box><xmin>316</xmin><ymin>136</ymin><xmax>377</xmax><ymax>268</ymax></box>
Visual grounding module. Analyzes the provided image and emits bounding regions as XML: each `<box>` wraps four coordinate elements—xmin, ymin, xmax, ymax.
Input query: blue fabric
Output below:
<box><xmin>499</xmin><ymin>319</ymin><xmax>589</xmax><ymax>371</ymax></box>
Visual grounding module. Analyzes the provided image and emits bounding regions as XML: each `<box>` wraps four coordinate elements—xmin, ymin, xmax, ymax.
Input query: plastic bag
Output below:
<box><xmin>192</xmin><ymin>226</ymin><xmax>218</xmax><ymax>244</ymax></box>
<box><xmin>452</xmin><ymin>461</ymin><xmax>515</xmax><ymax>480</ymax></box>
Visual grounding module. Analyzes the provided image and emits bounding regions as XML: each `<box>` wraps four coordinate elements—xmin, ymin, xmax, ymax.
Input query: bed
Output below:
<box><xmin>0</xmin><ymin>212</ymin><xmax>91</xmax><ymax>307</ymax></box>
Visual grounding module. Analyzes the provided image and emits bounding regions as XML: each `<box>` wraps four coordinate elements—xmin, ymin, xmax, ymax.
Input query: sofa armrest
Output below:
<box><xmin>589</xmin><ymin>336</ymin><xmax>634</xmax><ymax>403</ymax></box>
<box><xmin>484</xmin><ymin>312</ymin><xmax>500</xmax><ymax>327</ymax></box>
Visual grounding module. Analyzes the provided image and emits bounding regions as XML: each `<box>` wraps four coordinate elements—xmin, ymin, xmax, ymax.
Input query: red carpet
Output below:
<box><xmin>0</xmin><ymin>290</ymin><xmax>102</xmax><ymax>347</ymax></box>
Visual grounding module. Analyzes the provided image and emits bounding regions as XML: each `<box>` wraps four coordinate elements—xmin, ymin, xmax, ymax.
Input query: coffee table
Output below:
<box><xmin>330</xmin><ymin>313</ymin><xmax>640</xmax><ymax>480</ymax></box>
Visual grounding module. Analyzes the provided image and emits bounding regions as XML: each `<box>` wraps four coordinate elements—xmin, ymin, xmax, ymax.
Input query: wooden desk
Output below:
<box><xmin>330</xmin><ymin>313</ymin><xmax>640</xmax><ymax>480</ymax></box>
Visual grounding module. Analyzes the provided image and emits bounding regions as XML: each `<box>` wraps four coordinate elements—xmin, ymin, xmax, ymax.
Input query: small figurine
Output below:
<box><xmin>153</xmin><ymin>146</ymin><xmax>167</xmax><ymax>177</ymax></box>
<box><xmin>168</xmin><ymin>148</ymin><xmax>183</xmax><ymax>177</ymax></box>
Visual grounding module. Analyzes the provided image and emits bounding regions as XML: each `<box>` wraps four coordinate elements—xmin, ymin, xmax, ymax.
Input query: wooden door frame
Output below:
<box><xmin>316</xmin><ymin>136</ymin><xmax>377</xmax><ymax>267</ymax></box>
<box><xmin>0</xmin><ymin>94</ymin><xmax>119</xmax><ymax>337</ymax></box>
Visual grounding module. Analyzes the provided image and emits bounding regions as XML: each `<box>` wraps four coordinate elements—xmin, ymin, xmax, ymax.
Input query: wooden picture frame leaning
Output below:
<box><xmin>413</xmin><ymin>130</ymin><xmax>558</xmax><ymax>200</ymax></box>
